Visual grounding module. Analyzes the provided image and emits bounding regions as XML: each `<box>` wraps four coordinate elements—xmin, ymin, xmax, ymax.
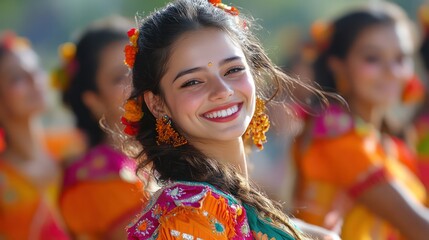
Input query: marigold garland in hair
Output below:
<box><xmin>121</xmin><ymin>97</ymin><xmax>143</xmax><ymax>136</ymax></box>
<box><xmin>310</xmin><ymin>20</ymin><xmax>333</xmax><ymax>52</ymax></box>
<box><xmin>419</xmin><ymin>4</ymin><xmax>429</xmax><ymax>36</ymax></box>
<box><xmin>51</xmin><ymin>42</ymin><xmax>78</xmax><ymax>91</ymax></box>
<box><xmin>124</xmin><ymin>28</ymin><xmax>139</xmax><ymax>68</ymax></box>
<box><xmin>209</xmin><ymin>0</ymin><xmax>239</xmax><ymax>16</ymax></box>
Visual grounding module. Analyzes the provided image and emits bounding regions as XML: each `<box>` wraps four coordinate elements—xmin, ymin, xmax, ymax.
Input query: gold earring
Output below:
<box><xmin>156</xmin><ymin>115</ymin><xmax>187</xmax><ymax>147</ymax></box>
<box><xmin>244</xmin><ymin>97</ymin><xmax>270</xmax><ymax>150</ymax></box>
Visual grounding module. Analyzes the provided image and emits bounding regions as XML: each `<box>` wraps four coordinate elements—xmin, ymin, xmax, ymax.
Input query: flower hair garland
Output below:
<box><xmin>51</xmin><ymin>42</ymin><xmax>78</xmax><ymax>91</ymax></box>
<box><xmin>209</xmin><ymin>0</ymin><xmax>239</xmax><ymax>16</ymax></box>
<box><xmin>121</xmin><ymin>97</ymin><xmax>144</xmax><ymax>136</ymax></box>
<box><xmin>419</xmin><ymin>4</ymin><xmax>429</xmax><ymax>37</ymax></box>
<box><xmin>124</xmin><ymin>28</ymin><xmax>139</xmax><ymax>68</ymax></box>
<box><xmin>310</xmin><ymin>20</ymin><xmax>333</xmax><ymax>52</ymax></box>
<box><xmin>0</xmin><ymin>31</ymin><xmax>30</xmax><ymax>51</ymax></box>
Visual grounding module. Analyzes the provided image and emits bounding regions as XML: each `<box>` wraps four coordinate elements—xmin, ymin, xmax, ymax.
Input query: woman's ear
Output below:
<box><xmin>328</xmin><ymin>56</ymin><xmax>350</xmax><ymax>95</ymax></box>
<box><xmin>144</xmin><ymin>91</ymin><xmax>167</xmax><ymax>118</ymax></box>
<box><xmin>82</xmin><ymin>90</ymin><xmax>105</xmax><ymax>120</ymax></box>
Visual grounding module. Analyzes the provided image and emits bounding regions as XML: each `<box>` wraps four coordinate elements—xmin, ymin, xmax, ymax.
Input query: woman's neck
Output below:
<box><xmin>1</xmin><ymin>117</ymin><xmax>44</xmax><ymax>161</ymax></box>
<box><xmin>193</xmin><ymin>138</ymin><xmax>248</xmax><ymax>179</ymax></box>
<box><xmin>349</xmin><ymin>99</ymin><xmax>385</xmax><ymax>130</ymax></box>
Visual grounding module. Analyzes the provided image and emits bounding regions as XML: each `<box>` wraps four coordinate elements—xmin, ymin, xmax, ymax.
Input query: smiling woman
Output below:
<box><xmin>118</xmin><ymin>0</ymin><xmax>329</xmax><ymax>239</ymax></box>
<box><xmin>294</xmin><ymin>2</ymin><xmax>429</xmax><ymax>240</ymax></box>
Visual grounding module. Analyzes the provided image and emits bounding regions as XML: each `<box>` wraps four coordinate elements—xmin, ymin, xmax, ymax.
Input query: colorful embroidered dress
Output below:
<box><xmin>61</xmin><ymin>144</ymin><xmax>146</xmax><ymax>239</ymax></box>
<box><xmin>0</xmin><ymin>161</ymin><xmax>70</xmax><ymax>240</ymax></box>
<box><xmin>0</xmin><ymin>130</ymin><xmax>82</xmax><ymax>240</ymax></box>
<box><xmin>415</xmin><ymin>114</ymin><xmax>429</xmax><ymax>192</ymax></box>
<box><xmin>127</xmin><ymin>181</ymin><xmax>296</xmax><ymax>240</ymax></box>
<box><xmin>294</xmin><ymin>105</ymin><xmax>427</xmax><ymax>240</ymax></box>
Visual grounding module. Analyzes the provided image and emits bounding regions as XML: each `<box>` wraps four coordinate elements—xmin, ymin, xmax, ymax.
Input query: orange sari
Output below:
<box><xmin>294</xmin><ymin>105</ymin><xmax>426</xmax><ymax>240</ymax></box>
<box><xmin>60</xmin><ymin>144</ymin><xmax>146</xmax><ymax>239</ymax></box>
<box><xmin>0</xmin><ymin>128</ymin><xmax>85</xmax><ymax>239</ymax></box>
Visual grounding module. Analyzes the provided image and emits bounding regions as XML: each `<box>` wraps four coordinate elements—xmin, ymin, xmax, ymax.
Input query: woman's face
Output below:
<box><xmin>157</xmin><ymin>28</ymin><xmax>255</xmax><ymax>145</ymax></box>
<box><xmin>335</xmin><ymin>23</ymin><xmax>414</xmax><ymax>108</ymax></box>
<box><xmin>0</xmin><ymin>47</ymin><xmax>46</xmax><ymax>122</ymax></box>
<box><xmin>94</xmin><ymin>40</ymin><xmax>130</xmax><ymax>126</ymax></box>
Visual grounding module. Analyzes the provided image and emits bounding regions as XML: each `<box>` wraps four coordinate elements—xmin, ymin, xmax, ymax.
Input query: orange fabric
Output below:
<box><xmin>60</xmin><ymin>179</ymin><xmax>144</xmax><ymax>237</ymax></box>
<box><xmin>295</xmin><ymin>125</ymin><xmax>426</xmax><ymax>240</ymax></box>
<box><xmin>0</xmin><ymin>161</ymin><xmax>69</xmax><ymax>240</ymax></box>
<box><xmin>43</xmin><ymin>128</ymin><xmax>86</xmax><ymax>161</ymax></box>
<box><xmin>301</xmin><ymin>130</ymin><xmax>385</xmax><ymax>188</ymax></box>
<box><xmin>157</xmin><ymin>192</ymin><xmax>234</xmax><ymax>240</ymax></box>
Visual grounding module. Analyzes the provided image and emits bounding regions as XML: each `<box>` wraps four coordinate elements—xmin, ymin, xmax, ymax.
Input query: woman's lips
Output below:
<box><xmin>202</xmin><ymin>102</ymin><xmax>243</xmax><ymax>122</ymax></box>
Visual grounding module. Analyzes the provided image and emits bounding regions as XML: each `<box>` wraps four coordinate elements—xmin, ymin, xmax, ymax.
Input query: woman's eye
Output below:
<box><xmin>181</xmin><ymin>79</ymin><xmax>201</xmax><ymax>88</ymax></box>
<box><xmin>363</xmin><ymin>55</ymin><xmax>380</xmax><ymax>63</ymax></box>
<box><xmin>224</xmin><ymin>67</ymin><xmax>245</xmax><ymax>76</ymax></box>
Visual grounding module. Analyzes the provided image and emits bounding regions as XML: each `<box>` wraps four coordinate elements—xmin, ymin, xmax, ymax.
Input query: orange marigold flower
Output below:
<box><xmin>124</xmin><ymin>45</ymin><xmax>138</xmax><ymax>68</ymax></box>
<box><xmin>123</xmin><ymin>99</ymin><xmax>143</xmax><ymax>122</ymax></box>
<box><xmin>209</xmin><ymin>0</ymin><xmax>222</xmax><ymax>4</ymax></box>
<box><xmin>124</xmin><ymin>28</ymin><xmax>139</xmax><ymax>68</ymax></box>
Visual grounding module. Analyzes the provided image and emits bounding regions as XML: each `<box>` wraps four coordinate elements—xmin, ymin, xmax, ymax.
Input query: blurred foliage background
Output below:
<box><xmin>0</xmin><ymin>0</ymin><xmax>425</xmax><ymax>69</ymax></box>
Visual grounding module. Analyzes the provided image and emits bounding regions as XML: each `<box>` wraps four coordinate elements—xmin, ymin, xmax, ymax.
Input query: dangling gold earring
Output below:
<box><xmin>156</xmin><ymin>115</ymin><xmax>187</xmax><ymax>147</ymax></box>
<box><xmin>244</xmin><ymin>97</ymin><xmax>270</xmax><ymax>150</ymax></box>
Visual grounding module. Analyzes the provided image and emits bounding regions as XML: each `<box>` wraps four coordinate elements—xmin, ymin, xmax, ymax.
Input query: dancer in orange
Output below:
<box><xmin>53</xmin><ymin>17</ymin><xmax>147</xmax><ymax>239</ymax></box>
<box><xmin>0</xmin><ymin>33</ymin><xmax>70</xmax><ymax>239</ymax></box>
<box><xmin>294</xmin><ymin>2</ymin><xmax>429</xmax><ymax>239</ymax></box>
<box><xmin>414</xmin><ymin>3</ymin><xmax>429</xmax><ymax>193</ymax></box>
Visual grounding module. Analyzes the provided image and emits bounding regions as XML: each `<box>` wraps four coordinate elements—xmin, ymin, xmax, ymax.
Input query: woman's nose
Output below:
<box><xmin>208</xmin><ymin>76</ymin><xmax>234</xmax><ymax>101</ymax></box>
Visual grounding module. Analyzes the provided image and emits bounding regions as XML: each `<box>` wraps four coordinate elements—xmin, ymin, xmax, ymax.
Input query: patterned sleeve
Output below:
<box><xmin>128</xmin><ymin>183</ymin><xmax>245</xmax><ymax>239</ymax></box>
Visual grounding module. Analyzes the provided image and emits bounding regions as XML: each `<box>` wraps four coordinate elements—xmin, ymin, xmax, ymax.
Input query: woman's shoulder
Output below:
<box><xmin>127</xmin><ymin>181</ymin><xmax>251</xmax><ymax>240</ymax></box>
<box><xmin>62</xmin><ymin>144</ymin><xmax>137</xmax><ymax>188</ymax></box>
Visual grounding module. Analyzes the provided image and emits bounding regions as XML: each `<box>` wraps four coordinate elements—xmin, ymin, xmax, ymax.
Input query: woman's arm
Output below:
<box><xmin>358</xmin><ymin>181</ymin><xmax>429</xmax><ymax>240</ymax></box>
<box><xmin>292</xmin><ymin>218</ymin><xmax>341</xmax><ymax>240</ymax></box>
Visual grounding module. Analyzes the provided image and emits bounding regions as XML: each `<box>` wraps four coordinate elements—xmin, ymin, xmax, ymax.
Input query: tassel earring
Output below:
<box><xmin>156</xmin><ymin>115</ymin><xmax>187</xmax><ymax>147</ymax></box>
<box><xmin>244</xmin><ymin>97</ymin><xmax>270</xmax><ymax>150</ymax></box>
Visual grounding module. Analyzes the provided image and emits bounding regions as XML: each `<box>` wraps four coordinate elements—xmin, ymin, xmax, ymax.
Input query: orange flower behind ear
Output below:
<box><xmin>121</xmin><ymin>97</ymin><xmax>144</xmax><ymax>136</ymax></box>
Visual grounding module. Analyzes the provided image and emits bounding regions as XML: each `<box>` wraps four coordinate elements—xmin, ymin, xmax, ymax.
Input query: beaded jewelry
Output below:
<box><xmin>244</xmin><ymin>97</ymin><xmax>270</xmax><ymax>150</ymax></box>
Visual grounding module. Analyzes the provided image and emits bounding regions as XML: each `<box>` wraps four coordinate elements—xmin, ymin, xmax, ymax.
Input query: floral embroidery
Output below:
<box><xmin>136</xmin><ymin>218</ymin><xmax>154</xmax><ymax>236</ymax></box>
<box><xmin>212</xmin><ymin>220</ymin><xmax>225</xmax><ymax>235</ymax></box>
<box><xmin>151</xmin><ymin>204</ymin><xmax>166</xmax><ymax>219</ymax></box>
<box><xmin>170</xmin><ymin>229</ymin><xmax>180</xmax><ymax>237</ymax></box>
<box><xmin>166</xmin><ymin>187</ymin><xmax>185</xmax><ymax>200</ymax></box>
<box><xmin>252</xmin><ymin>231</ymin><xmax>276</xmax><ymax>240</ymax></box>
<box><xmin>182</xmin><ymin>233</ymin><xmax>195</xmax><ymax>240</ymax></box>
<box><xmin>127</xmin><ymin>182</ymin><xmax>294</xmax><ymax>240</ymax></box>
<box><xmin>241</xmin><ymin>222</ymin><xmax>250</xmax><ymax>236</ymax></box>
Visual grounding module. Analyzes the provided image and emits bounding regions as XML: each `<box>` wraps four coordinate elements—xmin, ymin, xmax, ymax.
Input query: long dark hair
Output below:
<box><xmin>421</xmin><ymin>34</ymin><xmax>429</xmax><ymax>71</ymax></box>
<box><xmin>313</xmin><ymin>3</ymin><xmax>412</xmax><ymax>93</ymax></box>
<box><xmin>62</xmin><ymin>17</ymin><xmax>130</xmax><ymax>147</ymax></box>
<box><xmin>125</xmin><ymin>1</ymin><xmax>324</xmax><ymax>238</ymax></box>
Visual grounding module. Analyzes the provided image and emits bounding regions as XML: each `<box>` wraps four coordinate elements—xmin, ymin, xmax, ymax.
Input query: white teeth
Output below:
<box><xmin>204</xmin><ymin>104</ymin><xmax>239</xmax><ymax>119</ymax></box>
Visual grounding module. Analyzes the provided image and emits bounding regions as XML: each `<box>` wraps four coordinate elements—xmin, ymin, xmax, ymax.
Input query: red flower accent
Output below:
<box><xmin>209</xmin><ymin>0</ymin><xmax>222</xmax><ymax>3</ymax></box>
<box><xmin>121</xmin><ymin>116</ymin><xmax>140</xmax><ymax>136</ymax></box>
<box><xmin>127</xmin><ymin>28</ymin><xmax>137</xmax><ymax>38</ymax></box>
